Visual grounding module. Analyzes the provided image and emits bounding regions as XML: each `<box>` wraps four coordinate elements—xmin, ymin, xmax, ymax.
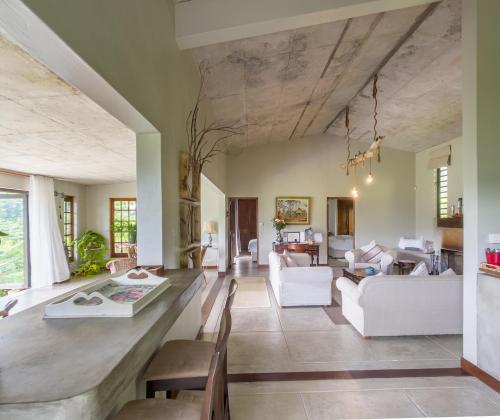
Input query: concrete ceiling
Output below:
<box><xmin>191</xmin><ymin>0</ymin><xmax>461</xmax><ymax>153</ymax></box>
<box><xmin>0</xmin><ymin>32</ymin><xmax>136</xmax><ymax>185</ymax></box>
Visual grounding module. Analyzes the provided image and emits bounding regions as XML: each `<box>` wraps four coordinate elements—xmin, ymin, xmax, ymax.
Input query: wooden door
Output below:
<box><xmin>337</xmin><ymin>199</ymin><xmax>354</xmax><ymax>236</ymax></box>
<box><xmin>237</xmin><ymin>198</ymin><xmax>257</xmax><ymax>252</ymax></box>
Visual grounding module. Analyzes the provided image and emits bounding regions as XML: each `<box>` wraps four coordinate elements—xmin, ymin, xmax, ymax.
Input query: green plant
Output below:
<box><xmin>272</xmin><ymin>218</ymin><xmax>287</xmax><ymax>232</ymax></box>
<box><xmin>111</xmin><ymin>220</ymin><xmax>137</xmax><ymax>245</ymax></box>
<box><xmin>0</xmin><ymin>231</ymin><xmax>7</xmax><ymax>245</ymax></box>
<box><xmin>73</xmin><ymin>230</ymin><xmax>108</xmax><ymax>276</ymax></box>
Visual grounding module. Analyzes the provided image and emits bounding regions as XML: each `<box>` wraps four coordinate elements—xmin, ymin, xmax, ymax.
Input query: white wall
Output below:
<box><xmin>415</xmin><ymin>137</ymin><xmax>462</xmax><ymax>249</ymax></box>
<box><xmin>0</xmin><ymin>172</ymin><xmax>29</xmax><ymax>191</ymax></box>
<box><xmin>227</xmin><ymin>135</ymin><xmax>416</xmax><ymax>264</ymax></box>
<box><xmin>54</xmin><ymin>180</ymin><xmax>88</xmax><ymax>240</ymax></box>
<box><xmin>85</xmin><ymin>182</ymin><xmax>136</xmax><ymax>256</ymax></box>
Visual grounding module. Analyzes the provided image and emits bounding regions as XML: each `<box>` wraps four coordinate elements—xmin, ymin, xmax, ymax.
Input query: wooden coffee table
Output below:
<box><xmin>342</xmin><ymin>268</ymin><xmax>374</xmax><ymax>285</ymax></box>
<box><xmin>396</xmin><ymin>259</ymin><xmax>416</xmax><ymax>275</ymax></box>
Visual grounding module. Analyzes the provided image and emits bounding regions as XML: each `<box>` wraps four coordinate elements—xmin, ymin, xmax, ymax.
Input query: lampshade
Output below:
<box><xmin>488</xmin><ymin>233</ymin><xmax>500</xmax><ymax>244</ymax></box>
<box><xmin>204</xmin><ymin>221</ymin><xmax>218</xmax><ymax>234</ymax></box>
<box><xmin>313</xmin><ymin>232</ymin><xmax>323</xmax><ymax>244</ymax></box>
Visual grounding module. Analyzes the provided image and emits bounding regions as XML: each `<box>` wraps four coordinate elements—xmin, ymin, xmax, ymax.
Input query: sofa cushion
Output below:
<box><xmin>279</xmin><ymin>255</ymin><xmax>288</xmax><ymax>267</ymax></box>
<box><xmin>439</xmin><ymin>268</ymin><xmax>457</xmax><ymax>276</ymax></box>
<box><xmin>360</xmin><ymin>242</ymin><xmax>384</xmax><ymax>263</ymax></box>
<box><xmin>410</xmin><ymin>261</ymin><xmax>429</xmax><ymax>276</ymax></box>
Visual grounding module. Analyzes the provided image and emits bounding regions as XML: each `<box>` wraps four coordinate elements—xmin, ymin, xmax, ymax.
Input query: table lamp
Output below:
<box><xmin>204</xmin><ymin>221</ymin><xmax>217</xmax><ymax>247</ymax></box>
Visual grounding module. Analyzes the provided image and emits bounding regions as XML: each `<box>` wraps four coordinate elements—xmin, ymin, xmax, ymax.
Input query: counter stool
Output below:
<box><xmin>144</xmin><ymin>280</ymin><xmax>237</xmax><ymax>410</ymax></box>
<box><xmin>114</xmin><ymin>309</ymin><xmax>231</xmax><ymax>420</ymax></box>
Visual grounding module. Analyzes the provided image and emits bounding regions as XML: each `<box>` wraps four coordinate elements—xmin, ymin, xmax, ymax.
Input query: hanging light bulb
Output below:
<box><xmin>351</xmin><ymin>186</ymin><xmax>359</xmax><ymax>198</ymax></box>
<box><xmin>366</xmin><ymin>157</ymin><xmax>374</xmax><ymax>184</ymax></box>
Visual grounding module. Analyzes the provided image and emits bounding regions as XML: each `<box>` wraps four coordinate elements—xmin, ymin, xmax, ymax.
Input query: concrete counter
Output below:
<box><xmin>0</xmin><ymin>269</ymin><xmax>203</xmax><ymax>419</ymax></box>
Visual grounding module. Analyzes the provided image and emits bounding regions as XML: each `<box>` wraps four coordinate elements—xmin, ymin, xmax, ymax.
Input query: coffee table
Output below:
<box><xmin>396</xmin><ymin>259</ymin><xmax>416</xmax><ymax>275</ymax></box>
<box><xmin>342</xmin><ymin>268</ymin><xmax>377</xmax><ymax>285</ymax></box>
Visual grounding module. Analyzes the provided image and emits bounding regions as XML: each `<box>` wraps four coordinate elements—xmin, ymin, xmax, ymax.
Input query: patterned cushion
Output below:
<box><xmin>439</xmin><ymin>268</ymin><xmax>456</xmax><ymax>276</ymax></box>
<box><xmin>410</xmin><ymin>261</ymin><xmax>429</xmax><ymax>276</ymax></box>
<box><xmin>360</xmin><ymin>243</ymin><xmax>384</xmax><ymax>263</ymax></box>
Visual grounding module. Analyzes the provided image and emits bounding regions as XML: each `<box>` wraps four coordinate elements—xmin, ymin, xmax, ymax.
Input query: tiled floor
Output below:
<box><xmin>202</xmin><ymin>259</ymin><xmax>500</xmax><ymax>419</ymax></box>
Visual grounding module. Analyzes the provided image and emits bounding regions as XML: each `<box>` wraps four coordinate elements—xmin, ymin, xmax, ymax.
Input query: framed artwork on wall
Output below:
<box><xmin>275</xmin><ymin>197</ymin><xmax>311</xmax><ymax>225</ymax></box>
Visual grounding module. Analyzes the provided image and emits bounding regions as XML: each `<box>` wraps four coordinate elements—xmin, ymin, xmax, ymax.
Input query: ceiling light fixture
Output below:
<box><xmin>366</xmin><ymin>157</ymin><xmax>374</xmax><ymax>184</ymax></box>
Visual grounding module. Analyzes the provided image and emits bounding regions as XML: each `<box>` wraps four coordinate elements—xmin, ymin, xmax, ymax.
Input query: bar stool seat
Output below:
<box><xmin>114</xmin><ymin>397</ymin><xmax>202</xmax><ymax>420</ymax></box>
<box><xmin>144</xmin><ymin>340</ymin><xmax>215</xmax><ymax>382</ymax></box>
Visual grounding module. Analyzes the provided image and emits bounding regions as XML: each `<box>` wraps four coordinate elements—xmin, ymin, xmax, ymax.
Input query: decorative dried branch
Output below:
<box><xmin>186</xmin><ymin>61</ymin><xmax>245</xmax><ymax>175</ymax></box>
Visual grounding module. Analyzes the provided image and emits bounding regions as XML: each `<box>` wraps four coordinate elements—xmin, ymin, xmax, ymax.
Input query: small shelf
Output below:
<box><xmin>437</xmin><ymin>217</ymin><xmax>463</xmax><ymax>228</ymax></box>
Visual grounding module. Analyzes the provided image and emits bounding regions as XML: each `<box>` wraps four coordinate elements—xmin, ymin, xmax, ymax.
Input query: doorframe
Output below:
<box><xmin>326</xmin><ymin>196</ymin><xmax>356</xmax><ymax>249</ymax></box>
<box><xmin>227</xmin><ymin>197</ymin><xmax>259</xmax><ymax>268</ymax></box>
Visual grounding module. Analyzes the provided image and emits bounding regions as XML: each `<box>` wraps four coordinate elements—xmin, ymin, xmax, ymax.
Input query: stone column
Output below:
<box><xmin>462</xmin><ymin>0</ymin><xmax>500</xmax><ymax>371</ymax></box>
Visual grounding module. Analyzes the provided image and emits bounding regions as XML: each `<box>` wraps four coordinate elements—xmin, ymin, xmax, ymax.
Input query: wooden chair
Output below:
<box><xmin>106</xmin><ymin>245</ymin><xmax>138</xmax><ymax>274</ymax></box>
<box><xmin>144</xmin><ymin>280</ymin><xmax>238</xmax><ymax>412</ymax></box>
<box><xmin>114</xmin><ymin>309</ymin><xmax>231</xmax><ymax>420</ymax></box>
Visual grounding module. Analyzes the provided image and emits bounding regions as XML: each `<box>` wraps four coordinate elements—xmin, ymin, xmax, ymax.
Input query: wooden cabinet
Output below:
<box><xmin>272</xmin><ymin>243</ymin><xmax>320</xmax><ymax>266</ymax></box>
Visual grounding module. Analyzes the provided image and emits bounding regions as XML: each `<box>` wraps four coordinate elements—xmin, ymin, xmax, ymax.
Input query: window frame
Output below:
<box><xmin>63</xmin><ymin>195</ymin><xmax>75</xmax><ymax>261</ymax></box>
<box><xmin>436</xmin><ymin>166</ymin><xmax>449</xmax><ymax>220</ymax></box>
<box><xmin>0</xmin><ymin>188</ymin><xmax>30</xmax><ymax>288</ymax></box>
<box><xmin>109</xmin><ymin>197</ymin><xmax>137</xmax><ymax>258</ymax></box>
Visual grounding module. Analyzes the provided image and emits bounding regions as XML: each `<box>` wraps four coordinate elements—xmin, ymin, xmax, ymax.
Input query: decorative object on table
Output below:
<box><xmin>313</xmin><ymin>232</ymin><xmax>323</xmax><ymax>244</ymax></box>
<box><xmin>272</xmin><ymin>217</ymin><xmax>287</xmax><ymax>244</ymax></box>
<box><xmin>457</xmin><ymin>197</ymin><xmax>463</xmax><ymax>215</ymax></box>
<box><xmin>342</xmin><ymin>75</ymin><xmax>384</xmax><ymax>198</ymax></box>
<box><xmin>286</xmin><ymin>231</ymin><xmax>300</xmax><ymax>243</ymax></box>
<box><xmin>44</xmin><ymin>269</ymin><xmax>170</xmax><ymax>318</ymax></box>
<box><xmin>180</xmin><ymin>62</ymin><xmax>245</xmax><ymax>269</ymax></box>
<box><xmin>203</xmin><ymin>220</ymin><xmax>217</xmax><ymax>247</ymax></box>
<box><xmin>364</xmin><ymin>266</ymin><xmax>376</xmax><ymax>276</ymax></box>
<box><xmin>485</xmin><ymin>233</ymin><xmax>500</xmax><ymax>267</ymax></box>
<box><xmin>275</xmin><ymin>197</ymin><xmax>311</xmax><ymax>224</ymax></box>
<box><xmin>73</xmin><ymin>230</ymin><xmax>108</xmax><ymax>276</ymax></box>
<box><xmin>304</xmin><ymin>227</ymin><xmax>314</xmax><ymax>242</ymax></box>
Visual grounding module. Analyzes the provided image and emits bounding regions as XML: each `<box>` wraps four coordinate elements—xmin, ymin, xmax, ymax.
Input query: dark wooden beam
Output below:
<box><xmin>322</xmin><ymin>1</ymin><xmax>440</xmax><ymax>134</ymax></box>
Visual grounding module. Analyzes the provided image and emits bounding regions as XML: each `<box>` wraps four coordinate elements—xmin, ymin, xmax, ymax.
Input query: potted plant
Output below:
<box><xmin>73</xmin><ymin>230</ymin><xmax>108</xmax><ymax>276</ymax></box>
<box><xmin>272</xmin><ymin>218</ymin><xmax>287</xmax><ymax>244</ymax></box>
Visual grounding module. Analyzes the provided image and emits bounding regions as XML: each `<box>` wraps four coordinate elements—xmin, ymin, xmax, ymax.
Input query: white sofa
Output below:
<box><xmin>269</xmin><ymin>251</ymin><xmax>333</xmax><ymax>307</ymax></box>
<box><xmin>248</xmin><ymin>239</ymin><xmax>258</xmax><ymax>262</ymax></box>
<box><xmin>345</xmin><ymin>244</ymin><xmax>395</xmax><ymax>274</ymax></box>
<box><xmin>336</xmin><ymin>274</ymin><xmax>463</xmax><ymax>337</ymax></box>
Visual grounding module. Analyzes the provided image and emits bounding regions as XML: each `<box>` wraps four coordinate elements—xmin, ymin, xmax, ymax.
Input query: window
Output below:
<box><xmin>63</xmin><ymin>196</ymin><xmax>74</xmax><ymax>261</ymax></box>
<box><xmin>437</xmin><ymin>166</ymin><xmax>448</xmax><ymax>219</ymax></box>
<box><xmin>110</xmin><ymin>198</ymin><xmax>137</xmax><ymax>257</ymax></box>
<box><xmin>0</xmin><ymin>190</ymin><xmax>29</xmax><ymax>288</ymax></box>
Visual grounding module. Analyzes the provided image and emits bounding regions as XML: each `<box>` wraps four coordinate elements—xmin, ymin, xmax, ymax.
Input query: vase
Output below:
<box><xmin>276</xmin><ymin>231</ymin><xmax>283</xmax><ymax>244</ymax></box>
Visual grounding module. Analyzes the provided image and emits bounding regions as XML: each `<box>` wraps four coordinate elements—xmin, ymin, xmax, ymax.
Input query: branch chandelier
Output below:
<box><xmin>344</xmin><ymin>74</ymin><xmax>384</xmax><ymax>198</ymax></box>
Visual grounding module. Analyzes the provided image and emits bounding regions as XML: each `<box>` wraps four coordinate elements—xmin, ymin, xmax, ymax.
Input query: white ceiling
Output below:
<box><xmin>191</xmin><ymin>0</ymin><xmax>461</xmax><ymax>153</ymax></box>
<box><xmin>0</xmin><ymin>32</ymin><xmax>136</xmax><ymax>185</ymax></box>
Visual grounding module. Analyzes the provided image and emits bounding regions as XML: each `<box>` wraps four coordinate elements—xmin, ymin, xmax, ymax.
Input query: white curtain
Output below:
<box><xmin>29</xmin><ymin>176</ymin><xmax>70</xmax><ymax>288</ymax></box>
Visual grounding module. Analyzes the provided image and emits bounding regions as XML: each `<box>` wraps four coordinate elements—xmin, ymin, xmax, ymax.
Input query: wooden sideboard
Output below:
<box><xmin>272</xmin><ymin>242</ymin><xmax>320</xmax><ymax>266</ymax></box>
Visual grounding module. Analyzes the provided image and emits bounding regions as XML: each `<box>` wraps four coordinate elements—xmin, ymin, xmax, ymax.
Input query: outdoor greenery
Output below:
<box><xmin>111</xmin><ymin>220</ymin><xmax>137</xmax><ymax>246</ymax></box>
<box><xmin>0</xmin><ymin>195</ymin><xmax>26</xmax><ymax>285</ymax></box>
<box><xmin>73</xmin><ymin>230</ymin><xmax>108</xmax><ymax>276</ymax></box>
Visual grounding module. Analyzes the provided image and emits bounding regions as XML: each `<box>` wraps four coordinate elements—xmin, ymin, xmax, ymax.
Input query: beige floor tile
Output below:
<box><xmin>278</xmin><ymin>307</ymin><xmax>335</xmax><ymax>331</ymax></box>
<box><xmin>228</xmin><ymin>332</ymin><xmax>292</xmax><ymax>367</ymax></box>
<box><xmin>426</xmin><ymin>334</ymin><xmax>463</xmax><ymax>357</ymax></box>
<box><xmin>405</xmin><ymin>387</ymin><xmax>500</xmax><ymax>417</ymax></box>
<box><xmin>231</xmin><ymin>308</ymin><xmax>282</xmax><ymax>332</ymax></box>
<box><xmin>363</xmin><ymin>336</ymin><xmax>458</xmax><ymax>361</ymax></box>
<box><xmin>284</xmin><ymin>330</ymin><xmax>373</xmax><ymax>363</ymax></box>
<box><xmin>230</xmin><ymin>394</ymin><xmax>307</xmax><ymax>420</ymax></box>
<box><xmin>302</xmin><ymin>389</ymin><xmax>424</xmax><ymax>419</ymax></box>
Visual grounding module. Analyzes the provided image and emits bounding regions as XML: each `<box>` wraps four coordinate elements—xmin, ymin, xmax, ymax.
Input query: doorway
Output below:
<box><xmin>327</xmin><ymin>197</ymin><xmax>355</xmax><ymax>263</ymax></box>
<box><xmin>228</xmin><ymin>198</ymin><xmax>258</xmax><ymax>268</ymax></box>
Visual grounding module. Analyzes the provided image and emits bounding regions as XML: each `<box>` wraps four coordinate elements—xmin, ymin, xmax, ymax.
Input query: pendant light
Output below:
<box><xmin>366</xmin><ymin>157</ymin><xmax>374</xmax><ymax>184</ymax></box>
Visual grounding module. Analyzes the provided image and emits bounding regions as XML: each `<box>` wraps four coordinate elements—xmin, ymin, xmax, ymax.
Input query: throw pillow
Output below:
<box><xmin>282</xmin><ymin>250</ymin><xmax>298</xmax><ymax>267</ymax></box>
<box><xmin>360</xmin><ymin>240</ymin><xmax>376</xmax><ymax>253</ymax></box>
<box><xmin>439</xmin><ymin>268</ymin><xmax>456</xmax><ymax>276</ymax></box>
<box><xmin>360</xmin><ymin>243</ymin><xmax>384</xmax><ymax>263</ymax></box>
<box><xmin>409</xmin><ymin>261</ymin><xmax>429</xmax><ymax>276</ymax></box>
<box><xmin>279</xmin><ymin>255</ymin><xmax>288</xmax><ymax>267</ymax></box>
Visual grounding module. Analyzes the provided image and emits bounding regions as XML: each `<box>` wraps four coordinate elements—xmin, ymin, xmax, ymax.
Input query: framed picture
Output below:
<box><xmin>276</xmin><ymin>197</ymin><xmax>311</xmax><ymax>225</ymax></box>
<box><xmin>286</xmin><ymin>232</ymin><xmax>300</xmax><ymax>243</ymax></box>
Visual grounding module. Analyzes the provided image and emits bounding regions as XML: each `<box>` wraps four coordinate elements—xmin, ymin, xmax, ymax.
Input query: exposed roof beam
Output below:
<box><xmin>322</xmin><ymin>1</ymin><xmax>440</xmax><ymax>134</ymax></box>
<box><xmin>176</xmin><ymin>0</ymin><xmax>438</xmax><ymax>50</ymax></box>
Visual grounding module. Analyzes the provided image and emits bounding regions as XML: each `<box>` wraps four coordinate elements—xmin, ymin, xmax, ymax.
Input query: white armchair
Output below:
<box><xmin>269</xmin><ymin>251</ymin><xmax>333</xmax><ymax>307</ymax></box>
<box><xmin>345</xmin><ymin>242</ymin><xmax>395</xmax><ymax>274</ymax></box>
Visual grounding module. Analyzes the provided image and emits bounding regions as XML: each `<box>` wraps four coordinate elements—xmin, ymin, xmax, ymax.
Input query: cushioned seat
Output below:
<box><xmin>114</xmin><ymin>394</ymin><xmax>202</xmax><ymax>419</ymax></box>
<box><xmin>144</xmin><ymin>340</ymin><xmax>216</xmax><ymax>381</ymax></box>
